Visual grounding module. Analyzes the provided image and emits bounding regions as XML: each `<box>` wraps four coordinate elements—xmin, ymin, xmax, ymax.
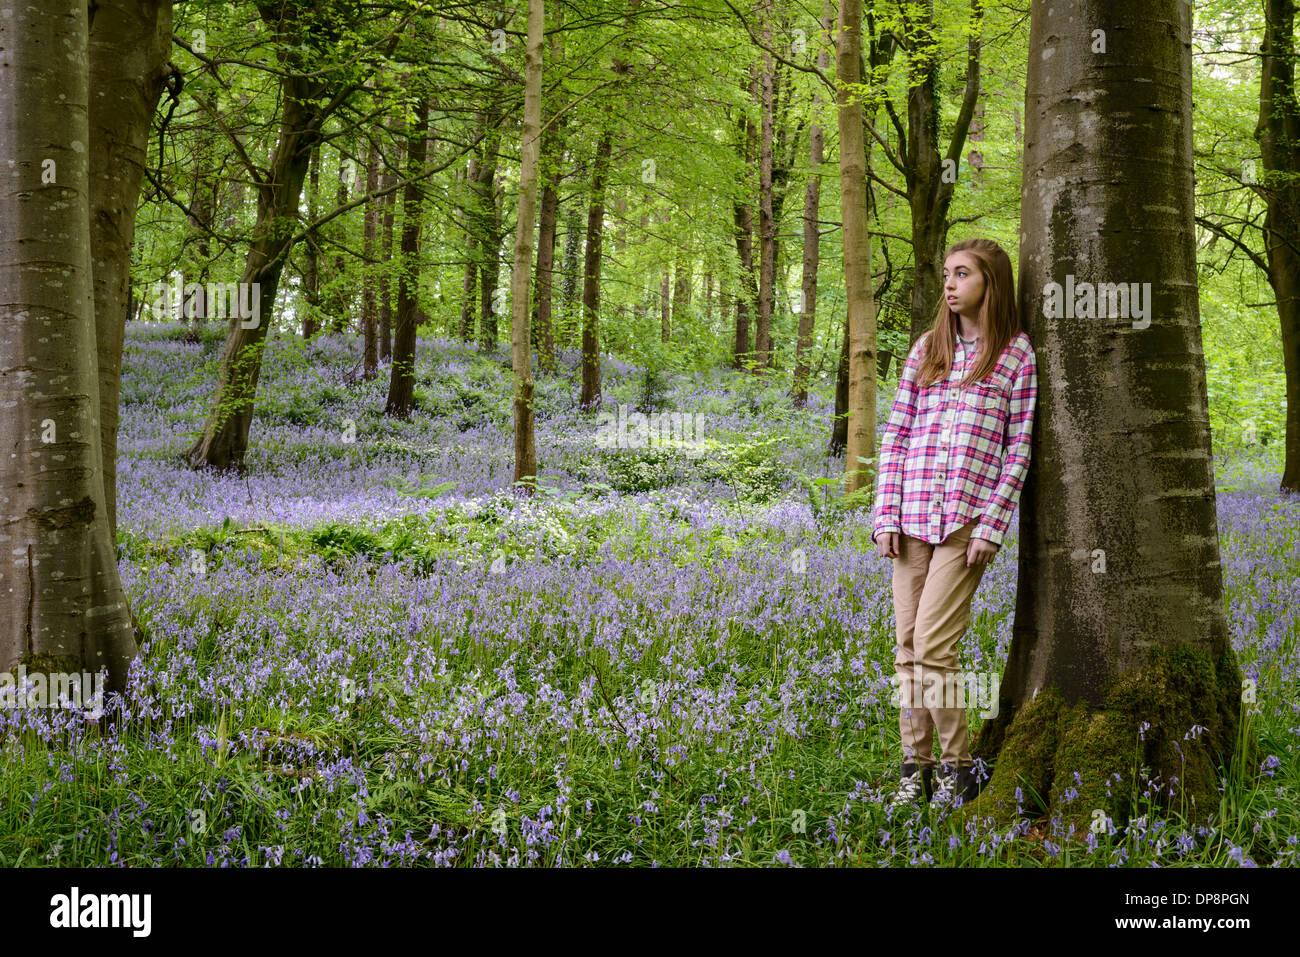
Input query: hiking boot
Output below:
<box><xmin>933</xmin><ymin>764</ymin><xmax>959</xmax><ymax>804</ymax></box>
<box><xmin>956</xmin><ymin>763</ymin><xmax>983</xmax><ymax>802</ymax></box>
<box><xmin>934</xmin><ymin>763</ymin><xmax>982</xmax><ymax>805</ymax></box>
<box><xmin>887</xmin><ymin>762</ymin><xmax>933</xmax><ymax>810</ymax></box>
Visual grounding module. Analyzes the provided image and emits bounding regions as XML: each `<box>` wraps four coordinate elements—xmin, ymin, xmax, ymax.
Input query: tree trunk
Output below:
<box><xmin>385</xmin><ymin>98</ymin><xmax>430</xmax><ymax>419</ymax></box>
<box><xmin>534</xmin><ymin>123</ymin><xmax>562</xmax><ymax>372</ymax></box>
<box><xmin>89</xmin><ymin>0</ymin><xmax>173</xmax><ymax>539</ymax></box>
<box><xmin>329</xmin><ymin>147</ymin><xmax>349</xmax><ymax>332</ymax></box>
<box><xmin>303</xmin><ymin>145</ymin><xmax>321</xmax><ymax>339</ymax></box>
<box><xmin>1257</xmin><ymin>0</ymin><xmax>1300</xmax><ymax>493</ymax></box>
<box><xmin>974</xmin><ymin>0</ymin><xmax>1242</xmax><ymax>828</ymax></box>
<box><xmin>560</xmin><ymin>180</ymin><xmax>584</xmax><ymax>349</ymax></box>
<box><xmin>671</xmin><ymin>259</ymin><xmax>689</xmax><ymax>342</ymax></box>
<box><xmin>512</xmin><ymin>0</ymin><xmax>544</xmax><ymax>492</ymax></box>
<box><xmin>580</xmin><ymin>130</ymin><xmax>613</xmax><ymax>408</ymax></box>
<box><xmin>732</xmin><ymin>200</ymin><xmax>757</xmax><ymax>368</ymax></box>
<box><xmin>185</xmin><ymin>123</ymin><xmax>220</xmax><ymax>315</ymax></box>
<box><xmin>793</xmin><ymin>4</ymin><xmax>831</xmax><ymax>407</ymax></box>
<box><xmin>476</xmin><ymin>123</ymin><xmax>503</xmax><ymax>352</ymax></box>
<box><xmin>904</xmin><ymin>0</ymin><xmax>982</xmax><ymax>345</ymax></box>
<box><xmin>1</xmin><ymin>0</ymin><xmax>140</xmax><ymax>692</ymax></box>
<box><xmin>837</xmin><ymin>0</ymin><xmax>878</xmax><ymax>496</ymax></box>
<box><xmin>362</xmin><ymin>139</ymin><xmax>380</xmax><ymax>379</ymax></box>
<box><xmin>828</xmin><ymin>312</ymin><xmax>850</xmax><ymax>455</ymax></box>
<box><xmin>458</xmin><ymin>154</ymin><xmax>479</xmax><ymax>342</ymax></box>
<box><xmin>661</xmin><ymin>270</ymin><xmax>672</xmax><ymax>342</ymax></box>
<box><xmin>187</xmin><ymin>7</ymin><xmax>331</xmax><ymax>472</ymax></box>
<box><xmin>756</xmin><ymin>1</ymin><xmax>777</xmax><ymax>371</ymax></box>
<box><xmin>379</xmin><ymin>142</ymin><xmax>399</xmax><ymax>361</ymax></box>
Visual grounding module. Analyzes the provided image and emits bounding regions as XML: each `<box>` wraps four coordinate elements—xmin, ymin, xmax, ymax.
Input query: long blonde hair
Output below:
<box><xmin>915</xmin><ymin>238</ymin><xmax>1023</xmax><ymax>389</ymax></box>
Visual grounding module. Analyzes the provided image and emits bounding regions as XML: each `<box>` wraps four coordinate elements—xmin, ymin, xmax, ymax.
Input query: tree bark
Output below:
<box><xmin>303</xmin><ymin>144</ymin><xmax>321</xmax><ymax>339</ymax></box>
<box><xmin>661</xmin><ymin>270</ymin><xmax>673</xmax><ymax>342</ymax></box>
<box><xmin>904</xmin><ymin>0</ymin><xmax>983</xmax><ymax>345</ymax></box>
<box><xmin>837</xmin><ymin>0</ymin><xmax>878</xmax><ymax>496</ymax></box>
<box><xmin>580</xmin><ymin>131</ymin><xmax>613</xmax><ymax>408</ymax></box>
<box><xmin>974</xmin><ymin>0</ymin><xmax>1242</xmax><ymax>827</ymax></box>
<box><xmin>1257</xmin><ymin>0</ymin><xmax>1300</xmax><ymax>493</ymax></box>
<box><xmin>458</xmin><ymin>154</ymin><xmax>479</xmax><ymax>342</ymax></box>
<box><xmin>755</xmin><ymin>1</ymin><xmax>777</xmax><ymax>371</ymax></box>
<box><xmin>559</xmin><ymin>178</ymin><xmax>584</xmax><ymax>349</ymax></box>
<box><xmin>793</xmin><ymin>4</ymin><xmax>832</xmax><ymax>407</ymax></box>
<box><xmin>328</xmin><ymin>146</ymin><xmax>350</xmax><ymax>332</ymax></box>
<box><xmin>379</xmin><ymin>139</ymin><xmax>399</xmax><ymax>361</ymax></box>
<box><xmin>89</xmin><ymin>0</ymin><xmax>173</xmax><ymax>539</ymax></box>
<box><xmin>511</xmin><ymin>0</ymin><xmax>544</xmax><ymax>492</ymax></box>
<box><xmin>1</xmin><ymin>0</ymin><xmax>140</xmax><ymax>691</ymax></box>
<box><xmin>828</xmin><ymin>312</ymin><xmax>850</xmax><ymax>455</ymax></box>
<box><xmin>187</xmin><ymin>5</ymin><xmax>333</xmax><ymax>472</ymax></box>
<box><xmin>385</xmin><ymin>98</ymin><xmax>430</xmax><ymax>419</ymax></box>
<box><xmin>531</xmin><ymin>3</ymin><xmax>565</xmax><ymax>368</ymax></box>
<box><xmin>475</xmin><ymin>121</ymin><xmax>504</xmax><ymax>352</ymax></box>
<box><xmin>362</xmin><ymin>138</ymin><xmax>380</xmax><ymax>379</ymax></box>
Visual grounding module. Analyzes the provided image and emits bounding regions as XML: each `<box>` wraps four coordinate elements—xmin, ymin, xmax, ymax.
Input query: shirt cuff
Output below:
<box><xmin>872</xmin><ymin>523</ymin><xmax>900</xmax><ymax>545</ymax></box>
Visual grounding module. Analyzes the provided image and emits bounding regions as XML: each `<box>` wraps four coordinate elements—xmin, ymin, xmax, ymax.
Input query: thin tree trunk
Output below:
<box><xmin>477</xmin><ymin>125</ymin><xmax>503</xmax><ymax>351</ymax></box>
<box><xmin>580</xmin><ymin>130</ymin><xmax>613</xmax><ymax>408</ymax></box>
<box><xmin>560</xmin><ymin>183</ymin><xmax>583</xmax><ymax>349</ymax></box>
<box><xmin>512</xmin><ymin>0</ymin><xmax>544</xmax><ymax>492</ymax></box>
<box><xmin>385</xmin><ymin>98</ymin><xmax>430</xmax><ymax>419</ymax></box>
<box><xmin>838</xmin><ymin>0</ymin><xmax>878</xmax><ymax>496</ymax></box>
<box><xmin>672</xmin><ymin>259</ymin><xmax>689</xmax><ymax>341</ymax></box>
<box><xmin>458</xmin><ymin>154</ymin><xmax>479</xmax><ymax>342</ymax></box>
<box><xmin>533</xmin><ymin>99</ymin><xmax>563</xmax><ymax>371</ymax></box>
<box><xmin>379</xmin><ymin>141</ymin><xmax>399</xmax><ymax>360</ymax></box>
<box><xmin>756</xmin><ymin>0</ymin><xmax>777</xmax><ymax>370</ymax></box>
<box><xmin>329</xmin><ymin>147</ymin><xmax>349</xmax><ymax>332</ymax></box>
<box><xmin>828</xmin><ymin>312</ymin><xmax>850</xmax><ymax>455</ymax></box>
<box><xmin>362</xmin><ymin>139</ymin><xmax>380</xmax><ymax>379</ymax></box>
<box><xmin>303</xmin><ymin>144</ymin><xmax>321</xmax><ymax>339</ymax></box>
<box><xmin>660</xmin><ymin>270</ymin><xmax>672</xmax><ymax>342</ymax></box>
<box><xmin>793</xmin><ymin>4</ymin><xmax>832</xmax><ymax>407</ymax></box>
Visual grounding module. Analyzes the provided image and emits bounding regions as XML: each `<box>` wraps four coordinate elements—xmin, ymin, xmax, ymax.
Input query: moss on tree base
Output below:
<box><xmin>971</xmin><ymin>644</ymin><xmax>1249</xmax><ymax>832</ymax></box>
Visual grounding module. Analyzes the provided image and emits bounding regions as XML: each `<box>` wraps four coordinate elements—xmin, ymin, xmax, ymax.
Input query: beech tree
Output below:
<box><xmin>0</xmin><ymin>0</ymin><xmax>163</xmax><ymax>692</ymax></box>
<box><xmin>974</xmin><ymin>0</ymin><xmax>1243</xmax><ymax>825</ymax></box>
<box><xmin>837</xmin><ymin>0</ymin><xmax>878</xmax><ymax>495</ymax></box>
<box><xmin>511</xmin><ymin>0</ymin><xmax>545</xmax><ymax>491</ymax></box>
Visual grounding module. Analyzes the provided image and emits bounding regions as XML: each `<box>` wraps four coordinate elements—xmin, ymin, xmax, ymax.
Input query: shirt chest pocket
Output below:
<box><xmin>959</xmin><ymin>383</ymin><xmax>1006</xmax><ymax>439</ymax></box>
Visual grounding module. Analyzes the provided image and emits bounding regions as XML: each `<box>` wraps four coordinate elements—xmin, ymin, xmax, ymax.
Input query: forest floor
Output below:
<box><xmin>1</xmin><ymin>320</ymin><xmax>1294</xmax><ymax>866</ymax></box>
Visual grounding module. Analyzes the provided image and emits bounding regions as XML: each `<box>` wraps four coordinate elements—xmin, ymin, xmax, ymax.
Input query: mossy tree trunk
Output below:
<box><xmin>973</xmin><ymin>0</ymin><xmax>1245</xmax><ymax>830</ymax></box>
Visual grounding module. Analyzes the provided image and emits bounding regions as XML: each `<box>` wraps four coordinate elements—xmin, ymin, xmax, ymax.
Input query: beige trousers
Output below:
<box><xmin>892</xmin><ymin>519</ymin><xmax>987</xmax><ymax>767</ymax></box>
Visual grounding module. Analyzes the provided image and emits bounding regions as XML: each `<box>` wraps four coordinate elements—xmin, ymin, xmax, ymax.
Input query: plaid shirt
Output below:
<box><xmin>871</xmin><ymin>330</ymin><xmax>1037</xmax><ymax>548</ymax></box>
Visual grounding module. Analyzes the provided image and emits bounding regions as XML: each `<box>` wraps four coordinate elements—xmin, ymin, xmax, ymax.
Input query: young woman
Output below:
<box><xmin>871</xmin><ymin>238</ymin><xmax>1038</xmax><ymax>808</ymax></box>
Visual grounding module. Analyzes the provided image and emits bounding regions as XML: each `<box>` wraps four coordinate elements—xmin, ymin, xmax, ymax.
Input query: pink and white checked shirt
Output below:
<box><xmin>871</xmin><ymin>330</ymin><xmax>1037</xmax><ymax>548</ymax></box>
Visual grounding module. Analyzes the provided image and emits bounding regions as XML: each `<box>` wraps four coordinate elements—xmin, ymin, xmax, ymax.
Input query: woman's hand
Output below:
<box><xmin>967</xmin><ymin>536</ymin><xmax>999</xmax><ymax>566</ymax></box>
<box><xmin>876</xmin><ymin>532</ymin><xmax>899</xmax><ymax>559</ymax></box>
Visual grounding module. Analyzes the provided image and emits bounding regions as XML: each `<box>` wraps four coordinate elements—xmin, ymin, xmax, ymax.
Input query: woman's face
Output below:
<box><xmin>943</xmin><ymin>252</ymin><xmax>986</xmax><ymax>322</ymax></box>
